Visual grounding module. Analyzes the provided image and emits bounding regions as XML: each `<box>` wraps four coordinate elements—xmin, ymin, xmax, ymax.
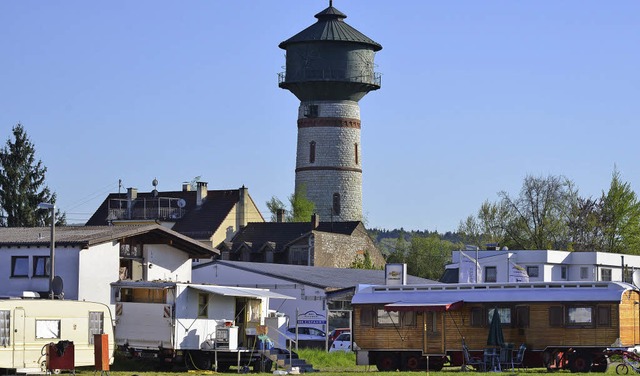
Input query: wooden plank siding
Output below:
<box><xmin>354</xmin><ymin>290</ymin><xmax>640</xmax><ymax>356</ymax></box>
<box><xmin>620</xmin><ymin>290</ymin><xmax>640</xmax><ymax>345</ymax></box>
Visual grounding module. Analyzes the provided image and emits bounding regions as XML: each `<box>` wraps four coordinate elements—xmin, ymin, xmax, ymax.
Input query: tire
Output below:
<box><xmin>376</xmin><ymin>353</ymin><xmax>398</xmax><ymax>371</ymax></box>
<box><xmin>428</xmin><ymin>358</ymin><xmax>445</xmax><ymax>371</ymax></box>
<box><xmin>591</xmin><ymin>355</ymin><xmax>608</xmax><ymax>372</ymax></box>
<box><xmin>571</xmin><ymin>354</ymin><xmax>592</xmax><ymax>373</ymax></box>
<box><xmin>404</xmin><ymin>354</ymin><xmax>421</xmax><ymax>371</ymax></box>
<box><xmin>616</xmin><ymin>364</ymin><xmax>630</xmax><ymax>375</ymax></box>
<box><xmin>187</xmin><ymin>352</ymin><xmax>211</xmax><ymax>370</ymax></box>
<box><xmin>216</xmin><ymin>363</ymin><xmax>230</xmax><ymax>372</ymax></box>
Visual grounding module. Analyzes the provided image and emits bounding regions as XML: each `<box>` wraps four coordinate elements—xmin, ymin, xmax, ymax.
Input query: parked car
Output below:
<box><xmin>329</xmin><ymin>332</ymin><xmax>355</xmax><ymax>352</ymax></box>
<box><xmin>285</xmin><ymin>326</ymin><xmax>326</xmax><ymax>341</ymax></box>
<box><xmin>328</xmin><ymin>327</ymin><xmax>350</xmax><ymax>343</ymax></box>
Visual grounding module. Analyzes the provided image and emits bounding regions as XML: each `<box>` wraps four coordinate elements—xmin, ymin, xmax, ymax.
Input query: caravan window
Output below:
<box><xmin>0</xmin><ymin>310</ymin><xmax>9</xmax><ymax>346</ymax></box>
<box><xmin>89</xmin><ymin>311</ymin><xmax>104</xmax><ymax>344</ymax></box>
<box><xmin>516</xmin><ymin>306</ymin><xmax>530</xmax><ymax>328</ymax></box>
<box><xmin>376</xmin><ymin>309</ymin><xmax>398</xmax><ymax>327</ymax></box>
<box><xmin>401</xmin><ymin>311</ymin><xmax>416</xmax><ymax>327</ymax></box>
<box><xmin>359</xmin><ymin>307</ymin><xmax>373</xmax><ymax>326</ymax></box>
<box><xmin>488</xmin><ymin>307</ymin><xmax>512</xmax><ymax>325</ymax></box>
<box><xmin>120</xmin><ymin>288</ymin><xmax>166</xmax><ymax>303</ymax></box>
<box><xmin>567</xmin><ymin>306</ymin><xmax>594</xmax><ymax>327</ymax></box>
<box><xmin>597</xmin><ymin>306</ymin><xmax>611</xmax><ymax>326</ymax></box>
<box><xmin>36</xmin><ymin>320</ymin><xmax>60</xmax><ymax>339</ymax></box>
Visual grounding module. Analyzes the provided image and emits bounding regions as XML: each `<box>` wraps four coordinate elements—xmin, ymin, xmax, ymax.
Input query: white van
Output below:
<box><xmin>0</xmin><ymin>299</ymin><xmax>114</xmax><ymax>373</ymax></box>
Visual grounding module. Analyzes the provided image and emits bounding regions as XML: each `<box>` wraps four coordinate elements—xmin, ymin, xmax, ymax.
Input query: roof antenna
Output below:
<box><xmin>329</xmin><ymin>0</ymin><xmax>333</xmax><ymax>7</ymax></box>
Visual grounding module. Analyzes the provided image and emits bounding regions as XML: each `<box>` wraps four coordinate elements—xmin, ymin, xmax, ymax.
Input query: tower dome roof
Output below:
<box><xmin>279</xmin><ymin>3</ymin><xmax>382</xmax><ymax>51</ymax></box>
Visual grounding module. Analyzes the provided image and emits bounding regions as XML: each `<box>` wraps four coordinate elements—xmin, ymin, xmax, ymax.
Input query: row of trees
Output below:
<box><xmin>458</xmin><ymin>171</ymin><xmax>640</xmax><ymax>254</ymax></box>
<box><xmin>371</xmin><ymin>171</ymin><xmax>640</xmax><ymax>280</ymax></box>
<box><xmin>0</xmin><ymin>124</ymin><xmax>64</xmax><ymax>227</ymax></box>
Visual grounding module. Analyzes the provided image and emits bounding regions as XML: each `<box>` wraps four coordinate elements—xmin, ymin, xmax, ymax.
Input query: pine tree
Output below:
<box><xmin>0</xmin><ymin>123</ymin><xmax>64</xmax><ymax>227</ymax></box>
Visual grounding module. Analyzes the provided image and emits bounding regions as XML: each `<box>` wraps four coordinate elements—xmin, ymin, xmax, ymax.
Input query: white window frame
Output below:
<box><xmin>36</xmin><ymin>320</ymin><xmax>60</xmax><ymax>339</ymax></box>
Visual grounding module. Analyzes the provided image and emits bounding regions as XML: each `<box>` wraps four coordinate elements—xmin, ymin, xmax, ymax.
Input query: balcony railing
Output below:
<box><xmin>278</xmin><ymin>70</ymin><xmax>382</xmax><ymax>86</ymax></box>
<box><xmin>107</xmin><ymin>197</ymin><xmax>185</xmax><ymax>221</ymax></box>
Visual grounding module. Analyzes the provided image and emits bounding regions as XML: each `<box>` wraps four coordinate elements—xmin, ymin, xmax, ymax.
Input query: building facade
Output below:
<box><xmin>442</xmin><ymin>249</ymin><xmax>640</xmax><ymax>284</ymax></box>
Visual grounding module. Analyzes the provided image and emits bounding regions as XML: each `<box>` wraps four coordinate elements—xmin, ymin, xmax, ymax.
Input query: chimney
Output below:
<box><xmin>237</xmin><ymin>185</ymin><xmax>248</xmax><ymax>229</ymax></box>
<box><xmin>311</xmin><ymin>213</ymin><xmax>319</xmax><ymax>229</ymax></box>
<box><xmin>276</xmin><ymin>209</ymin><xmax>286</xmax><ymax>223</ymax></box>
<box><xmin>196</xmin><ymin>181</ymin><xmax>208</xmax><ymax>206</ymax></box>
<box><xmin>127</xmin><ymin>187</ymin><xmax>137</xmax><ymax>219</ymax></box>
<box><xmin>182</xmin><ymin>183</ymin><xmax>191</xmax><ymax>192</ymax></box>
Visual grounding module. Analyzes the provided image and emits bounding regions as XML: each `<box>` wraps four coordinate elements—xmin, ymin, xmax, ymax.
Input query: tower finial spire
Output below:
<box><xmin>329</xmin><ymin>0</ymin><xmax>333</xmax><ymax>7</ymax></box>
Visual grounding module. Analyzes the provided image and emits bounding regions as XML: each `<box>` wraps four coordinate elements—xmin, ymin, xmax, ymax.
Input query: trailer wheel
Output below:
<box><xmin>376</xmin><ymin>353</ymin><xmax>398</xmax><ymax>371</ymax></box>
<box><xmin>187</xmin><ymin>352</ymin><xmax>211</xmax><ymax>370</ymax></box>
<box><xmin>571</xmin><ymin>353</ymin><xmax>592</xmax><ymax>373</ymax></box>
<box><xmin>616</xmin><ymin>364</ymin><xmax>630</xmax><ymax>375</ymax></box>
<box><xmin>215</xmin><ymin>363</ymin><xmax>230</xmax><ymax>372</ymax></box>
<box><xmin>591</xmin><ymin>355</ymin><xmax>608</xmax><ymax>372</ymax></box>
<box><xmin>403</xmin><ymin>354</ymin><xmax>420</xmax><ymax>371</ymax></box>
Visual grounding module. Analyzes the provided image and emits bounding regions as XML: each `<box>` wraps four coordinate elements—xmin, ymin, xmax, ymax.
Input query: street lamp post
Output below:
<box><xmin>37</xmin><ymin>202</ymin><xmax>55</xmax><ymax>299</ymax></box>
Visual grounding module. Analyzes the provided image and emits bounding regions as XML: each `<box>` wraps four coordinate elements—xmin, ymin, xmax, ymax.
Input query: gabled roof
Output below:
<box><xmin>0</xmin><ymin>225</ymin><xmax>218</xmax><ymax>259</ymax></box>
<box><xmin>194</xmin><ymin>260</ymin><xmax>436</xmax><ymax>290</ymax></box>
<box><xmin>224</xmin><ymin>221</ymin><xmax>360</xmax><ymax>253</ymax></box>
<box><xmin>86</xmin><ymin>188</ymin><xmax>263</xmax><ymax>239</ymax></box>
<box><xmin>279</xmin><ymin>5</ymin><xmax>382</xmax><ymax>51</ymax></box>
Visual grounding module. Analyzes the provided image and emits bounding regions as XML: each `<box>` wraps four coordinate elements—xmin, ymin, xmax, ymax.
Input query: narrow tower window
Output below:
<box><xmin>305</xmin><ymin>105</ymin><xmax>318</xmax><ymax>118</ymax></box>
<box><xmin>309</xmin><ymin>141</ymin><xmax>316</xmax><ymax>163</ymax></box>
<box><xmin>354</xmin><ymin>143</ymin><xmax>359</xmax><ymax>165</ymax></box>
<box><xmin>333</xmin><ymin>193</ymin><xmax>341</xmax><ymax>216</ymax></box>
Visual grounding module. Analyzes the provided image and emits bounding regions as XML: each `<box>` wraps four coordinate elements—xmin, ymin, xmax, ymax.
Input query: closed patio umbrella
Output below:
<box><xmin>487</xmin><ymin>308</ymin><xmax>505</xmax><ymax>347</ymax></box>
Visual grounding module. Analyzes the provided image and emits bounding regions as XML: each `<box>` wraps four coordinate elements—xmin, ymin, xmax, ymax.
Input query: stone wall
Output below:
<box><xmin>295</xmin><ymin>100</ymin><xmax>363</xmax><ymax>222</ymax></box>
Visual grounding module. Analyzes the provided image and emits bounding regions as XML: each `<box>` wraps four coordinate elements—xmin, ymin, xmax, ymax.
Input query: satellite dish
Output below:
<box><xmin>177</xmin><ymin>199</ymin><xmax>186</xmax><ymax>208</ymax></box>
<box><xmin>633</xmin><ymin>270</ymin><xmax>640</xmax><ymax>288</ymax></box>
<box><xmin>52</xmin><ymin>276</ymin><xmax>64</xmax><ymax>296</ymax></box>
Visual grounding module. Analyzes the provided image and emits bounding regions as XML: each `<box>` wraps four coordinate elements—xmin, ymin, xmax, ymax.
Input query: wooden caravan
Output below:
<box><xmin>351</xmin><ymin>281</ymin><xmax>640</xmax><ymax>372</ymax></box>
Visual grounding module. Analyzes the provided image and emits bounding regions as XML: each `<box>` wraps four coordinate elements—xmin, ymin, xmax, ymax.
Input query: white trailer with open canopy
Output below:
<box><xmin>112</xmin><ymin>281</ymin><xmax>294</xmax><ymax>372</ymax></box>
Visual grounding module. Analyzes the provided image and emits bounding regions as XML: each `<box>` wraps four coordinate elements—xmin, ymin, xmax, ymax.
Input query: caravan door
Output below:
<box><xmin>13</xmin><ymin>308</ymin><xmax>25</xmax><ymax>368</ymax></box>
<box><xmin>424</xmin><ymin>311</ymin><xmax>446</xmax><ymax>355</ymax></box>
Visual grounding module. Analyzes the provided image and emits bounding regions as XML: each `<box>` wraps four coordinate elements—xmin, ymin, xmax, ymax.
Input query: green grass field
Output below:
<box><xmin>69</xmin><ymin>349</ymin><xmax>624</xmax><ymax>375</ymax></box>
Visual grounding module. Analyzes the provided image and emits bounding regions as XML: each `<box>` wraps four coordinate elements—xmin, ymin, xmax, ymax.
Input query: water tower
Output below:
<box><xmin>278</xmin><ymin>1</ymin><xmax>382</xmax><ymax>222</ymax></box>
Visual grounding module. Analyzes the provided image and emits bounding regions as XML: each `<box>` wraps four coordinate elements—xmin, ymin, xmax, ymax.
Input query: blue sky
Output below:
<box><xmin>1</xmin><ymin>1</ymin><xmax>638</xmax><ymax>232</ymax></box>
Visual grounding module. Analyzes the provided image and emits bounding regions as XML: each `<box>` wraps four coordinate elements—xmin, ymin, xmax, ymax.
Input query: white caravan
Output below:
<box><xmin>112</xmin><ymin>281</ymin><xmax>293</xmax><ymax>372</ymax></box>
<box><xmin>0</xmin><ymin>299</ymin><xmax>114</xmax><ymax>373</ymax></box>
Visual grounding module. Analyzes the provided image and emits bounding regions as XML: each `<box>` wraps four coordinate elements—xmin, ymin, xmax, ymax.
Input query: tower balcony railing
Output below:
<box><xmin>278</xmin><ymin>70</ymin><xmax>382</xmax><ymax>86</ymax></box>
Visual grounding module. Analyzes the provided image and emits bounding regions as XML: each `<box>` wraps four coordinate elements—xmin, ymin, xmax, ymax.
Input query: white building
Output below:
<box><xmin>192</xmin><ymin>260</ymin><xmax>435</xmax><ymax>338</ymax></box>
<box><xmin>0</xmin><ymin>225</ymin><xmax>217</xmax><ymax>317</ymax></box>
<box><xmin>442</xmin><ymin>249</ymin><xmax>640</xmax><ymax>284</ymax></box>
